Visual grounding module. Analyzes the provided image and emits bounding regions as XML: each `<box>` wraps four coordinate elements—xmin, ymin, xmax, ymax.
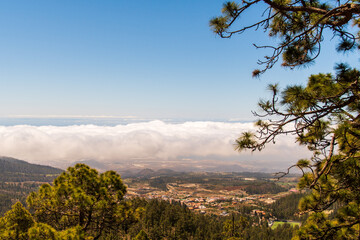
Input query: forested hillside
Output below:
<box><xmin>118</xmin><ymin>198</ymin><xmax>298</xmax><ymax>240</ymax></box>
<box><xmin>0</xmin><ymin>164</ymin><xmax>302</xmax><ymax>239</ymax></box>
<box><xmin>269</xmin><ymin>193</ymin><xmax>307</xmax><ymax>221</ymax></box>
<box><xmin>0</xmin><ymin>157</ymin><xmax>63</xmax><ymax>215</ymax></box>
<box><xmin>0</xmin><ymin>156</ymin><xmax>63</xmax><ymax>182</ymax></box>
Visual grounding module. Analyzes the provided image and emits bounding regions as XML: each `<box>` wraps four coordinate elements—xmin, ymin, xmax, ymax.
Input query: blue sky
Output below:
<box><xmin>1</xmin><ymin>1</ymin><xmax>357</xmax><ymax>171</ymax></box>
<box><xmin>0</xmin><ymin>0</ymin><xmax>358</xmax><ymax>120</ymax></box>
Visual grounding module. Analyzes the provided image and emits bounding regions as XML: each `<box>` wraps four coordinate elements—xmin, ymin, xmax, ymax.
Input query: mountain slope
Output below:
<box><xmin>0</xmin><ymin>156</ymin><xmax>63</xmax><ymax>182</ymax></box>
<box><xmin>0</xmin><ymin>157</ymin><xmax>64</xmax><ymax>215</ymax></box>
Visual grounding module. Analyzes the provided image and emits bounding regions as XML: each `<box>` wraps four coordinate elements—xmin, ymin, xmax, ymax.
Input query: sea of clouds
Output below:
<box><xmin>0</xmin><ymin>120</ymin><xmax>310</xmax><ymax>172</ymax></box>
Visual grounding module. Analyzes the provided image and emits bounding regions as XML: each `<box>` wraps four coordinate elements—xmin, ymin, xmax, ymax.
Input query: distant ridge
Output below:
<box><xmin>133</xmin><ymin>168</ymin><xmax>182</xmax><ymax>178</ymax></box>
<box><xmin>155</xmin><ymin>168</ymin><xmax>176</xmax><ymax>175</ymax></box>
<box><xmin>0</xmin><ymin>156</ymin><xmax>63</xmax><ymax>182</ymax></box>
<box><xmin>137</xmin><ymin>168</ymin><xmax>155</xmax><ymax>177</ymax></box>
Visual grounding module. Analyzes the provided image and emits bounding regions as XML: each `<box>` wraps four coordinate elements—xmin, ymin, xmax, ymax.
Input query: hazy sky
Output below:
<box><xmin>0</xmin><ymin>0</ymin><xmax>357</xmax><ymax>120</ymax></box>
<box><xmin>0</xmin><ymin>1</ymin><xmax>357</xmax><ymax>171</ymax></box>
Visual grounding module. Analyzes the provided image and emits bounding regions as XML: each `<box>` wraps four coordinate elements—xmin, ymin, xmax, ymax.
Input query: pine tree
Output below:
<box><xmin>211</xmin><ymin>1</ymin><xmax>360</xmax><ymax>238</ymax></box>
<box><xmin>26</xmin><ymin>163</ymin><xmax>127</xmax><ymax>239</ymax></box>
<box><xmin>210</xmin><ymin>1</ymin><xmax>360</xmax><ymax>76</ymax></box>
<box><xmin>133</xmin><ymin>230</ymin><xmax>150</xmax><ymax>240</ymax></box>
<box><xmin>0</xmin><ymin>202</ymin><xmax>34</xmax><ymax>240</ymax></box>
<box><xmin>235</xmin><ymin>65</ymin><xmax>360</xmax><ymax>238</ymax></box>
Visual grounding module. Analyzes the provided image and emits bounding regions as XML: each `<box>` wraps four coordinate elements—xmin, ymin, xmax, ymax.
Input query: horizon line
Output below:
<box><xmin>0</xmin><ymin>115</ymin><xmax>254</xmax><ymax>122</ymax></box>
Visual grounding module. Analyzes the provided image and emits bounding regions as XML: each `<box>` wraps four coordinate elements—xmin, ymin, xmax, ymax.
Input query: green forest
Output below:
<box><xmin>0</xmin><ymin>163</ymin><xmax>301</xmax><ymax>240</ymax></box>
<box><xmin>0</xmin><ymin>157</ymin><xmax>63</xmax><ymax>216</ymax></box>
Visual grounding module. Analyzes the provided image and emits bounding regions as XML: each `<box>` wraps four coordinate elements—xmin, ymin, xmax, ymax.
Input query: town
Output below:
<box><xmin>123</xmin><ymin>170</ymin><xmax>303</xmax><ymax>227</ymax></box>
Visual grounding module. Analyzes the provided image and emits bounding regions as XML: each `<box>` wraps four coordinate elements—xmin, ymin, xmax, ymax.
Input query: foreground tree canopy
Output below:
<box><xmin>0</xmin><ymin>164</ymin><xmax>302</xmax><ymax>239</ymax></box>
<box><xmin>211</xmin><ymin>1</ymin><xmax>360</xmax><ymax>239</ymax></box>
<box><xmin>237</xmin><ymin>65</ymin><xmax>360</xmax><ymax>239</ymax></box>
<box><xmin>210</xmin><ymin>0</ymin><xmax>360</xmax><ymax>76</ymax></box>
<box><xmin>0</xmin><ymin>164</ymin><xmax>127</xmax><ymax>240</ymax></box>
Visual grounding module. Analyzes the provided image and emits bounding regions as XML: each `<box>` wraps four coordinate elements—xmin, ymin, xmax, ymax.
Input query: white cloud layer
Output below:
<box><xmin>0</xmin><ymin>121</ymin><xmax>310</xmax><ymax>171</ymax></box>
